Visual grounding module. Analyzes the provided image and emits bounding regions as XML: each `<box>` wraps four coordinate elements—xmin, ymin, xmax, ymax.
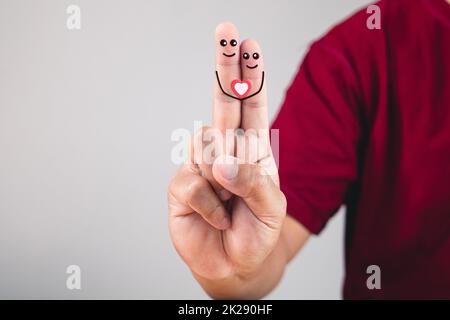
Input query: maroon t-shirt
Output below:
<box><xmin>272</xmin><ymin>0</ymin><xmax>450</xmax><ymax>299</ymax></box>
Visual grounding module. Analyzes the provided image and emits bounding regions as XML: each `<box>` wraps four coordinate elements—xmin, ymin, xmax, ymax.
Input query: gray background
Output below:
<box><xmin>0</xmin><ymin>0</ymin><xmax>371</xmax><ymax>299</ymax></box>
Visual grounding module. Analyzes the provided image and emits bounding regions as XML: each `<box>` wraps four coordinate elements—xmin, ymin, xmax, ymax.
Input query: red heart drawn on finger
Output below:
<box><xmin>231</xmin><ymin>79</ymin><xmax>252</xmax><ymax>98</ymax></box>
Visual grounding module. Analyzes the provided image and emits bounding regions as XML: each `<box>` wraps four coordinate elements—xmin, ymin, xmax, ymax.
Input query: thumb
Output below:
<box><xmin>212</xmin><ymin>155</ymin><xmax>286</xmax><ymax>227</ymax></box>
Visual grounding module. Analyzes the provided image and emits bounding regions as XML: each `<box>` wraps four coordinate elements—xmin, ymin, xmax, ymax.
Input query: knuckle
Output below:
<box><xmin>187</xmin><ymin>177</ymin><xmax>208</xmax><ymax>203</ymax></box>
<box><xmin>203</xmin><ymin>203</ymin><xmax>222</xmax><ymax>220</ymax></box>
<box><xmin>215</xmin><ymin>92</ymin><xmax>237</xmax><ymax>105</ymax></box>
<box><xmin>187</xmin><ymin>163</ymin><xmax>201</xmax><ymax>175</ymax></box>
<box><xmin>242</xmin><ymin>98</ymin><xmax>262</xmax><ymax>108</ymax></box>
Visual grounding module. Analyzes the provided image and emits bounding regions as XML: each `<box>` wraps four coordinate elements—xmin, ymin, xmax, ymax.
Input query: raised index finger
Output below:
<box><xmin>213</xmin><ymin>22</ymin><xmax>241</xmax><ymax>133</ymax></box>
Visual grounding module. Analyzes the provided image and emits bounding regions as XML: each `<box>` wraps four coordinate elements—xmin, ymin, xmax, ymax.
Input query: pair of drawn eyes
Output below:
<box><xmin>220</xmin><ymin>39</ymin><xmax>238</xmax><ymax>47</ymax></box>
<box><xmin>243</xmin><ymin>52</ymin><xmax>260</xmax><ymax>60</ymax></box>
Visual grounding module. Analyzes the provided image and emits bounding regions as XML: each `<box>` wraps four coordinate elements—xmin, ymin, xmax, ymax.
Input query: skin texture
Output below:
<box><xmin>168</xmin><ymin>22</ymin><xmax>310</xmax><ymax>299</ymax></box>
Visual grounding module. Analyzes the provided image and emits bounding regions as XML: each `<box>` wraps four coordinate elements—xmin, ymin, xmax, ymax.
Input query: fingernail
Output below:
<box><xmin>217</xmin><ymin>158</ymin><xmax>238</xmax><ymax>181</ymax></box>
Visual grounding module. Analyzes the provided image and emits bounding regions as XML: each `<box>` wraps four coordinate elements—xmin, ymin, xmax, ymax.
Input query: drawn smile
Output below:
<box><xmin>223</xmin><ymin>52</ymin><xmax>236</xmax><ymax>57</ymax></box>
<box><xmin>246</xmin><ymin>64</ymin><xmax>258</xmax><ymax>69</ymax></box>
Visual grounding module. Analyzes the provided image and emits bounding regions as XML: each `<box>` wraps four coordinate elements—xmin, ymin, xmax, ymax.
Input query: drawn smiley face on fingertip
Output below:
<box><xmin>242</xmin><ymin>51</ymin><xmax>260</xmax><ymax>69</ymax></box>
<box><xmin>220</xmin><ymin>38</ymin><xmax>238</xmax><ymax>57</ymax></box>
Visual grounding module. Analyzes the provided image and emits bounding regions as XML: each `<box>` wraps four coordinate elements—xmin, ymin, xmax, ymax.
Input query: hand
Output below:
<box><xmin>168</xmin><ymin>22</ymin><xmax>286</xmax><ymax>283</ymax></box>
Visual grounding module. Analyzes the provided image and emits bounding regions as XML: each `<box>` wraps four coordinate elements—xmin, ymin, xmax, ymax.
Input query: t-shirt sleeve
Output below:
<box><xmin>271</xmin><ymin>40</ymin><xmax>362</xmax><ymax>234</ymax></box>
